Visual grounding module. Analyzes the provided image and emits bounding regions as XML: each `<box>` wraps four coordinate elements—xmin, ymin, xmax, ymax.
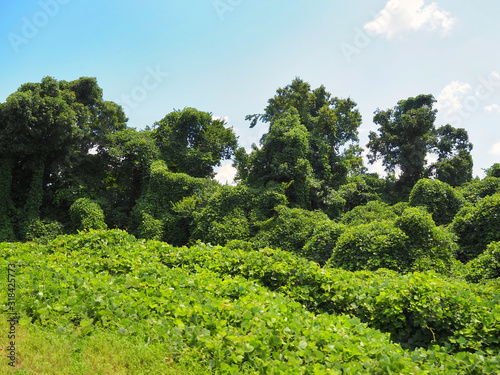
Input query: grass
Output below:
<box><xmin>0</xmin><ymin>315</ymin><xmax>208</xmax><ymax>374</ymax></box>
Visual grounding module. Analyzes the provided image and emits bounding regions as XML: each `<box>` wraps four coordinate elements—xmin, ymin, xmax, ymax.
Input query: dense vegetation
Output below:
<box><xmin>1</xmin><ymin>76</ymin><xmax>499</xmax><ymax>372</ymax></box>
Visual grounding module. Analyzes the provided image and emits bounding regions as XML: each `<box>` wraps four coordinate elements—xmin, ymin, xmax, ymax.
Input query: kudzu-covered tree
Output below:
<box><xmin>153</xmin><ymin>107</ymin><xmax>238</xmax><ymax>178</ymax></box>
<box><xmin>236</xmin><ymin>78</ymin><xmax>363</xmax><ymax>211</ymax></box>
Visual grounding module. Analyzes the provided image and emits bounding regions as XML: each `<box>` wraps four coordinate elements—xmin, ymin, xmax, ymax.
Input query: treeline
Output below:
<box><xmin>1</xmin><ymin>76</ymin><xmax>499</xmax><ymax>279</ymax></box>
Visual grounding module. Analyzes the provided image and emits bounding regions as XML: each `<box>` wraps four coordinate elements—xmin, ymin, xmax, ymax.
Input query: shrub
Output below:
<box><xmin>409</xmin><ymin>178</ymin><xmax>464</xmax><ymax>225</ymax></box>
<box><xmin>340</xmin><ymin>200</ymin><xmax>397</xmax><ymax>227</ymax></box>
<box><xmin>130</xmin><ymin>160</ymin><xmax>217</xmax><ymax>242</ymax></box>
<box><xmin>338</xmin><ymin>177</ymin><xmax>380</xmax><ymax>212</ymax></box>
<box><xmin>395</xmin><ymin>207</ymin><xmax>456</xmax><ymax>272</ymax></box>
<box><xmin>253</xmin><ymin>205</ymin><xmax>331</xmax><ymax>255</ymax></box>
<box><xmin>25</xmin><ymin>219</ymin><xmax>64</xmax><ymax>244</ymax></box>
<box><xmin>451</xmin><ymin>193</ymin><xmax>500</xmax><ymax>261</ymax></box>
<box><xmin>459</xmin><ymin>177</ymin><xmax>500</xmax><ymax>204</ymax></box>
<box><xmin>136</xmin><ymin>212</ymin><xmax>163</xmax><ymax>241</ymax></box>
<box><xmin>301</xmin><ymin>220</ymin><xmax>345</xmax><ymax>264</ymax></box>
<box><xmin>190</xmin><ymin>185</ymin><xmax>254</xmax><ymax>245</ymax></box>
<box><xmin>465</xmin><ymin>241</ymin><xmax>500</xmax><ymax>282</ymax></box>
<box><xmin>329</xmin><ymin>207</ymin><xmax>455</xmax><ymax>274</ymax></box>
<box><xmin>327</xmin><ymin>220</ymin><xmax>409</xmax><ymax>272</ymax></box>
<box><xmin>69</xmin><ymin>198</ymin><xmax>107</xmax><ymax>231</ymax></box>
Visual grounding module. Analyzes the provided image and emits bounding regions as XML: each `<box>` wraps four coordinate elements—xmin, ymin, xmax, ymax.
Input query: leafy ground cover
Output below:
<box><xmin>1</xmin><ymin>230</ymin><xmax>499</xmax><ymax>373</ymax></box>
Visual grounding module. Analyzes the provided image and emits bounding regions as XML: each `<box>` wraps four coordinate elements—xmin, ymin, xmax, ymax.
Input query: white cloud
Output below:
<box><xmin>489</xmin><ymin>142</ymin><xmax>500</xmax><ymax>155</ymax></box>
<box><xmin>435</xmin><ymin>81</ymin><xmax>472</xmax><ymax>114</ymax></box>
<box><xmin>212</xmin><ymin>115</ymin><xmax>229</xmax><ymax>123</ymax></box>
<box><xmin>364</xmin><ymin>0</ymin><xmax>456</xmax><ymax>39</ymax></box>
<box><xmin>485</xmin><ymin>104</ymin><xmax>500</xmax><ymax>113</ymax></box>
<box><xmin>214</xmin><ymin>164</ymin><xmax>237</xmax><ymax>185</ymax></box>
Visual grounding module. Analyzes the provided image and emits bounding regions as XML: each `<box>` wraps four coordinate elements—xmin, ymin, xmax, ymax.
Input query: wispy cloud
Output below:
<box><xmin>489</xmin><ymin>142</ymin><xmax>500</xmax><ymax>155</ymax></box>
<box><xmin>364</xmin><ymin>0</ymin><xmax>456</xmax><ymax>39</ymax></box>
<box><xmin>485</xmin><ymin>104</ymin><xmax>500</xmax><ymax>113</ymax></box>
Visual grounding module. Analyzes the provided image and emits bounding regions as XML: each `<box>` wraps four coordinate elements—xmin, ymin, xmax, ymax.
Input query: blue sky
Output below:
<box><xmin>1</xmin><ymin>0</ymin><xmax>499</xmax><ymax>183</ymax></box>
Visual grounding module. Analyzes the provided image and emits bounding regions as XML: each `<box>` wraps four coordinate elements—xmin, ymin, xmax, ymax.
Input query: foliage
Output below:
<box><xmin>2</xmin><ymin>230</ymin><xmax>500</xmax><ymax>373</ymax></box>
<box><xmin>327</xmin><ymin>220</ymin><xmax>409</xmax><ymax>272</ymax></box>
<box><xmin>367</xmin><ymin>96</ymin><xmax>473</xmax><ymax>193</ymax></box>
<box><xmin>459</xmin><ymin>177</ymin><xmax>500</xmax><ymax>204</ymax></box>
<box><xmin>153</xmin><ymin>107</ymin><xmax>238</xmax><ymax>178</ymax></box>
<box><xmin>451</xmin><ymin>193</ymin><xmax>500</xmax><ymax>261</ymax></box>
<box><xmin>0</xmin><ymin>76</ymin><xmax>127</xmax><ymax>238</ymax></box>
<box><xmin>25</xmin><ymin>219</ymin><xmax>64</xmax><ymax>244</ymax></box>
<box><xmin>367</xmin><ymin>95</ymin><xmax>438</xmax><ymax>192</ymax></box>
<box><xmin>429</xmin><ymin>125</ymin><xmax>473</xmax><ymax>186</ymax></box>
<box><xmin>252</xmin><ymin>205</ymin><xmax>331</xmax><ymax>255</ymax></box>
<box><xmin>394</xmin><ymin>207</ymin><xmax>456</xmax><ymax>273</ymax></box>
<box><xmin>340</xmin><ymin>200</ymin><xmax>397</xmax><ymax>227</ymax></box>
<box><xmin>301</xmin><ymin>220</ymin><xmax>345</xmax><ymax>265</ymax></box>
<box><xmin>130</xmin><ymin>160</ymin><xmax>218</xmax><ymax>244</ymax></box>
<box><xmin>485</xmin><ymin>163</ymin><xmax>500</xmax><ymax>178</ymax></box>
<box><xmin>153</xmin><ymin>237</ymin><xmax>500</xmax><ymax>355</ymax></box>
<box><xmin>338</xmin><ymin>176</ymin><xmax>380</xmax><ymax>212</ymax></box>
<box><xmin>464</xmin><ymin>241</ymin><xmax>500</xmax><ymax>283</ymax></box>
<box><xmin>330</xmin><ymin>207</ymin><xmax>455</xmax><ymax>274</ymax></box>
<box><xmin>409</xmin><ymin>178</ymin><xmax>465</xmax><ymax>225</ymax></box>
<box><xmin>69</xmin><ymin>198</ymin><xmax>107</xmax><ymax>231</ymax></box>
<box><xmin>237</xmin><ymin>78</ymin><xmax>362</xmax><ymax>210</ymax></box>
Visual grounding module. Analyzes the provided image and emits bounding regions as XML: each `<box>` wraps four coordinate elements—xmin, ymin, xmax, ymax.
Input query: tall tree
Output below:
<box><xmin>0</xmin><ymin>76</ymin><xmax>127</xmax><ymax>239</ymax></box>
<box><xmin>238</xmin><ymin>78</ymin><xmax>362</xmax><ymax>209</ymax></box>
<box><xmin>367</xmin><ymin>95</ymin><xmax>438</xmax><ymax>193</ymax></box>
<box><xmin>153</xmin><ymin>107</ymin><xmax>238</xmax><ymax>178</ymax></box>
<box><xmin>429</xmin><ymin>124</ymin><xmax>473</xmax><ymax>186</ymax></box>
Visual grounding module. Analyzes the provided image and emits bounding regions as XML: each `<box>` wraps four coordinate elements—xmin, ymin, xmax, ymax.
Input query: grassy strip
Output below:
<box><xmin>0</xmin><ymin>315</ymin><xmax>205</xmax><ymax>374</ymax></box>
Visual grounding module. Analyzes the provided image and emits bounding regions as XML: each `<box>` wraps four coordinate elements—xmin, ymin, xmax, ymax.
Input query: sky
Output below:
<box><xmin>1</xmin><ymin>0</ymin><xmax>499</xmax><ymax>184</ymax></box>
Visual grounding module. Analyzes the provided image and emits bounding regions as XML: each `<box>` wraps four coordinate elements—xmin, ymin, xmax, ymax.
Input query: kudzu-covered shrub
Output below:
<box><xmin>253</xmin><ymin>205</ymin><xmax>331</xmax><ymax>255</ymax></box>
<box><xmin>338</xmin><ymin>176</ymin><xmax>380</xmax><ymax>212</ymax></box>
<box><xmin>130</xmin><ymin>159</ymin><xmax>217</xmax><ymax>242</ymax></box>
<box><xmin>395</xmin><ymin>207</ymin><xmax>456</xmax><ymax>273</ymax></box>
<box><xmin>69</xmin><ymin>198</ymin><xmax>107</xmax><ymax>231</ymax></box>
<box><xmin>327</xmin><ymin>220</ymin><xmax>408</xmax><ymax>272</ymax></box>
<box><xmin>459</xmin><ymin>177</ymin><xmax>500</xmax><ymax>204</ymax></box>
<box><xmin>340</xmin><ymin>200</ymin><xmax>397</xmax><ymax>227</ymax></box>
<box><xmin>301</xmin><ymin>220</ymin><xmax>345</xmax><ymax>265</ymax></box>
<box><xmin>328</xmin><ymin>207</ymin><xmax>455</xmax><ymax>273</ymax></box>
<box><xmin>25</xmin><ymin>219</ymin><xmax>64</xmax><ymax>243</ymax></box>
<box><xmin>451</xmin><ymin>193</ymin><xmax>500</xmax><ymax>261</ymax></box>
<box><xmin>190</xmin><ymin>185</ymin><xmax>254</xmax><ymax>245</ymax></box>
<box><xmin>409</xmin><ymin>178</ymin><xmax>464</xmax><ymax>225</ymax></box>
<box><xmin>464</xmin><ymin>241</ymin><xmax>500</xmax><ymax>282</ymax></box>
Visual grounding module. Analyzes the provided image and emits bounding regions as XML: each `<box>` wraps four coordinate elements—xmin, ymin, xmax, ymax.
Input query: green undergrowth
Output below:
<box><xmin>1</xmin><ymin>230</ymin><xmax>499</xmax><ymax>374</ymax></box>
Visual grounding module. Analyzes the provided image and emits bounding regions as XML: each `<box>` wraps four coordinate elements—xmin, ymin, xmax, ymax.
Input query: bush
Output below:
<box><xmin>459</xmin><ymin>177</ymin><xmax>500</xmax><ymax>204</ymax></box>
<box><xmin>340</xmin><ymin>200</ymin><xmax>397</xmax><ymax>227</ymax></box>
<box><xmin>301</xmin><ymin>220</ymin><xmax>345</xmax><ymax>264</ymax></box>
<box><xmin>25</xmin><ymin>219</ymin><xmax>64</xmax><ymax>244</ymax></box>
<box><xmin>130</xmin><ymin>160</ymin><xmax>217</xmax><ymax>242</ymax></box>
<box><xmin>395</xmin><ymin>207</ymin><xmax>456</xmax><ymax>272</ymax></box>
<box><xmin>253</xmin><ymin>205</ymin><xmax>331</xmax><ymax>255</ymax></box>
<box><xmin>451</xmin><ymin>193</ymin><xmax>500</xmax><ymax>261</ymax></box>
<box><xmin>190</xmin><ymin>185</ymin><xmax>254</xmax><ymax>245</ymax></box>
<box><xmin>329</xmin><ymin>207</ymin><xmax>455</xmax><ymax>274</ymax></box>
<box><xmin>465</xmin><ymin>241</ymin><xmax>500</xmax><ymax>282</ymax></box>
<box><xmin>327</xmin><ymin>220</ymin><xmax>409</xmax><ymax>272</ymax></box>
<box><xmin>338</xmin><ymin>177</ymin><xmax>380</xmax><ymax>212</ymax></box>
<box><xmin>69</xmin><ymin>198</ymin><xmax>107</xmax><ymax>231</ymax></box>
<box><xmin>409</xmin><ymin>178</ymin><xmax>464</xmax><ymax>225</ymax></box>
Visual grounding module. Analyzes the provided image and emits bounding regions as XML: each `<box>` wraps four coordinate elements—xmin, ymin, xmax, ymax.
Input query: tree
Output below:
<box><xmin>153</xmin><ymin>107</ymin><xmax>238</xmax><ymax>178</ymax></box>
<box><xmin>0</xmin><ymin>76</ymin><xmax>127</xmax><ymax>239</ymax></box>
<box><xmin>237</xmin><ymin>78</ymin><xmax>362</xmax><ymax>210</ymax></box>
<box><xmin>429</xmin><ymin>124</ymin><xmax>473</xmax><ymax>186</ymax></box>
<box><xmin>367</xmin><ymin>94</ymin><xmax>437</xmax><ymax>193</ymax></box>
